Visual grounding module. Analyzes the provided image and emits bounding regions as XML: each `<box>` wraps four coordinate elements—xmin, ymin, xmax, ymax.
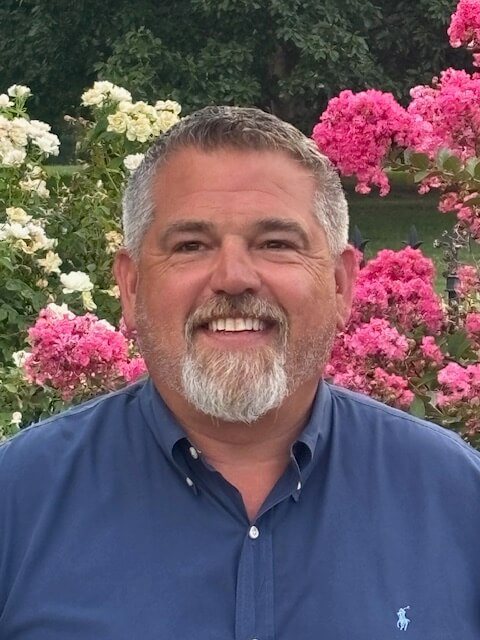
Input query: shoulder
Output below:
<box><xmin>326</xmin><ymin>382</ymin><xmax>480</xmax><ymax>468</ymax></box>
<box><xmin>0</xmin><ymin>379</ymin><xmax>147</xmax><ymax>481</ymax></box>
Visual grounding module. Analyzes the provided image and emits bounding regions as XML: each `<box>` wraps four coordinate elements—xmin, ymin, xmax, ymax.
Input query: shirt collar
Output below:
<box><xmin>139</xmin><ymin>377</ymin><xmax>333</xmax><ymax>485</ymax></box>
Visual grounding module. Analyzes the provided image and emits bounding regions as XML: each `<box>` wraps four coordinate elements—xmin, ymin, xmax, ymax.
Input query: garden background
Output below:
<box><xmin>1</xmin><ymin>0</ymin><xmax>480</xmax><ymax>444</ymax></box>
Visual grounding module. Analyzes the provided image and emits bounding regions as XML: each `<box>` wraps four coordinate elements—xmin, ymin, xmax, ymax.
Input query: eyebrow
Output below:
<box><xmin>160</xmin><ymin>220</ymin><xmax>215</xmax><ymax>246</ymax></box>
<box><xmin>252</xmin><ymin>218</ymin><xmax>310</xmax><ymax>247</ymax></box>
<box><xmin>160</xmin><ymin>217</ymin><xmax>310</xmax><ymax>247</ymax></box>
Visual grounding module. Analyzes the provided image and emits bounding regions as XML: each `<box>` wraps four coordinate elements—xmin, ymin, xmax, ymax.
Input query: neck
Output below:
<box><xmin>153</xmin><ymin>377</ymin><xmax>320</xmax><ymax>520</ymax></box>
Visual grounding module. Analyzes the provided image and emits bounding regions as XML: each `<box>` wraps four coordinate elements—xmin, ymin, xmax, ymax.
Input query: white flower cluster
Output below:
<box><xmin>19</xmin><ymin>165</ymin><xmax>50</xmax><ymax>199</ymax></box>
<box><xmin>0</xmin><ymin>207</ymin><xmax>57</xmax><ymax>255</ymax></box>
<box><xmin>0</xmin><ymin>85</ymin><xmax>60</xmax><ymax>167</ymax></box>
<box><xmin>81</xmin><ymin>81</ymin><xmax>132</xmax><ymax>108</ymax></box>
<box><xmin>81</xmin><ymin>81</ymin><xmax>181</xmax><ymax>144</ymax></box>
<box><xmin>123</xmin><ymin>153</ymin><xmax>144</xmax><ymax>173</ymax></box>
<box><xmin>60</xmin><ymin>271</ymin><xmax>96</xmax><ymax>310</ymax></box>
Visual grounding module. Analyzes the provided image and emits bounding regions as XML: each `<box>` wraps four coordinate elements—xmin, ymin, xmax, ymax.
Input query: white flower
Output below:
<box><xmin>61</xmin><ymin>271</ymin><xmax>94</xmax><ymax>293</ymax></box>
<box><xmin>6</xmin><ymin>207</ymin><xmax>32</xmax><ymax>224</ymax></box>
<box><xmin>46</xmin><ymin>302</ymin><xmax>74</xmax><ymax>318</ymax></box>
<box><xmin>81</xmin><ymin>87</ymin><xmax>105</xmax><ymax>107</ymax></box>
<box><xmin>0</xmin><ymin>94</ymin><xmax>12</xmax><ymax>107</ymax></box>
<box><xmin>10</xmin><ymin>412</ymin><xmax>22</xmax><ymax>427</ymax></box>
<box><xmin>81</xmin><ymin>290</ymin><xmax>97</xmax><ymax>311</ymax></box>
<box><xmin>1</xmin><ymin>148</ymin><xmax>26</xmax><ymax>166</ymax></box>
<box><xmin>155</xmin><ymin>99</ymin><xmax>182</xmax><ymax>116</ymax></box>
<box><xmin>107</xmin><ymin>111</ymin><xmax>130</xmax><ymax>134</ymax></box>
<box><xmin>93</xmin><ymin>80</ymin><xmax>114</xmax><ymax>93</ymax></box>
<box><xmin>3</xmin><ymin>222</ymin><xmax>30</xmax><ymax>240</ymax></box>
<box><xmin>109</xmin><ymin>86</ymin><xmax>132</xmax><ymax>104</ymax></box>
<box><xmin>155</xmin><ymin>110</ymin><xmax>179</xmax><ymax>133</ymax></box>
<box><xmin>12</xmin><ymin>350</ymin><xmax>29</xmax><ymax>368</ymax></box>
<box><xmin>19</xmin><ymin>176</ymin><xmax>50</xmax><ymax>199</ymax></box>
<box><xmin>126</xmin><ymin>114</ymin><xmax>152</xmax><ymax>143</ymax></box>
<box><xmin>9</xmin><ymin>118</ymin><xmax>30</xmax><ymax>147</ymax></box>
<box><xmin>123</xmin><ymin>153</ymin><xmax>144</xmax><ymax>172</ymax></box>
<box><xmin>33</xmin><ymin>132</ymin><xmax>60</xmax><ymax>156</ymax></box>
<box><xmin>37</xmin><ymin>250</ymin><xmax>62</xmax><ymax>274</ymax></box>
<box><xmin>7</xmin><ymin>84</ymin><xmax>31</xmax><ymax>98</ymax></box>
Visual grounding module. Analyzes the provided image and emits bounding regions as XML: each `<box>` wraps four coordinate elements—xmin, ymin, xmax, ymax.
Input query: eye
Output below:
<box><xmin>261</xmin><ymin>239</ymin><xmax>296</xmax><ymax>250</ymax></box>
<box><xmin>174</xmin><ymin>241</ymin><xmax>206</xmax><ymax>252</ymax></box>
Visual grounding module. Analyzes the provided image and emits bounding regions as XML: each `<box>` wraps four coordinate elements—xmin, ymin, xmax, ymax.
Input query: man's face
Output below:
<box><xmin>115</xmin><ymin>147</ymin><xmax>355</xmax><ymax>422</ymax></box>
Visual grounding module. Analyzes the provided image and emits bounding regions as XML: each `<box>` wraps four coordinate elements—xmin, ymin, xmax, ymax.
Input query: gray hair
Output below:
<box><xmin>122</xmin><ymin>106</ymin><xmax>349</xmax><ymax>259</ymax></box>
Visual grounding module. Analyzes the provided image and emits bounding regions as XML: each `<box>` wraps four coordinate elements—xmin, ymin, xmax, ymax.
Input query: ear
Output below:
<box><xmin>113</xmin><ymin>249</ymin><xmax>138</xmax><ymax>331</ymax></box>
<box><xmin>334</xmin><ymin>245</ymin><xmax>358</xmax><ymax>332</ymax></box>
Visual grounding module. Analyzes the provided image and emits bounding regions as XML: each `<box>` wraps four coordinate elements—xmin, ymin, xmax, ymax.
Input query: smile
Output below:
<box><xmin>207</xmin><ymin>318</ymin><xmax>267</xmax><ymax>332</ymax></box>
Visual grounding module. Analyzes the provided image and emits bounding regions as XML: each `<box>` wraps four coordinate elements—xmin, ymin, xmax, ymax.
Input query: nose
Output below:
<box><xmin>208</xmin><ymin>238</ymin><xmax>262</xmax><ymax>296</ymax></box>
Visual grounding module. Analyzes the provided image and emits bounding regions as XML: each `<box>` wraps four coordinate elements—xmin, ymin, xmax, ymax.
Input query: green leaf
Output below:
<box><xmin>409</xmin><ymin>153</ymin><xmax>429</xmax><ymax>170</ymax></box>
<box><xmin>410</xmin><ymin>396</ymin><xmax>426</xmax><ymax>419</ymax></box>
<box><xmin>446</xmin><ymin>330</ymin><xmax>472</xmax><ymax>359</ymax></box>
<box><xmin>443</xmin><ymin>155</ymin><xmax>462</xmax><ymax>174</ymax></box>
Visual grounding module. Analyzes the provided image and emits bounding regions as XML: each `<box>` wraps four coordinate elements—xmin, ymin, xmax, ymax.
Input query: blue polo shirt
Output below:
<box><xmin>1</xmin><ymin>378</ymin><xmax>480</xmax><ymax>639</ymax></box>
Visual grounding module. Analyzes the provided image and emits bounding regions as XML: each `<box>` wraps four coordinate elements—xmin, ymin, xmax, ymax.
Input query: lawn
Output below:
<box><xmin>344</xmin><ymin>178</ymin><xmax>480</xmax><ymax>292</ymax></box>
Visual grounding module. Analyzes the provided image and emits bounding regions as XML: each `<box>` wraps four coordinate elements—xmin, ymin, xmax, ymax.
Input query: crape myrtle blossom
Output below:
<box><xmin>437</xmin><ymin>362</ymin><xmax>480</xmax><ymax>435</ymax></box>
<box><xmin>448</xmin><ymin>0</ymin><xmax>480</xmax><ymax>53</ymax></box>
<box><xmin>312</xmin><ymin>89</ymin><xmax>429</xmax><ymax>195</ymax></box>
<box><xmin>23</xmin><ymin>304</ymin><xmax>146</xmax><ymax>401</ymax></box>
<box><xmin>326</xmin><ymin>248</ymin><xmax>446</xmax><ymax>411</ymax></box>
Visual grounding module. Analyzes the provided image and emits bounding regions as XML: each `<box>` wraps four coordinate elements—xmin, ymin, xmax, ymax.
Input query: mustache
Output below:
<box><xmin>184</xmin><ymin>294</ymin><xmax>288</xmax><ymax>341</ymax></box>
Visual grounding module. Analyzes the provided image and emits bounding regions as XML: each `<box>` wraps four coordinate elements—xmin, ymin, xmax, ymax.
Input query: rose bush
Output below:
<box><xmin>0</xmin><ymin>81</ymin><xmax>180</xmax><ymax>439</ymax></box>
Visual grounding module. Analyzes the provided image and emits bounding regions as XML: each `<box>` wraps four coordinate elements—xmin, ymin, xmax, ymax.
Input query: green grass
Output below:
<box><xmin>345</xmin><ymin>181</ymin><xmax>480</xmax><ymax>292</ymax></box>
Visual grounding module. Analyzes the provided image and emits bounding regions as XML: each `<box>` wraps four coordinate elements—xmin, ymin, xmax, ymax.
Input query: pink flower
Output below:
<box><xmin>312</xmin><ymin>89</ymin><xmax>425</xmax><ymax>196</ymax></box>
<box><xmin>420</xmin><ymin>336</ymin><xmax>444</xmax><ymax>365</ymax></box>
<box><xmin>448</xmin><ymin>0</ymin><xmax>480</xmax><ymax>50</ymax></box>
<box><xmin>457</xmin><ymin>264</ymin><xmax>480</xmax><ymax>296</ymax></box>
<box><xmin>24</xmin><ymin>306</ymin><xmax>146</xmax><ymax>400</ymax></box>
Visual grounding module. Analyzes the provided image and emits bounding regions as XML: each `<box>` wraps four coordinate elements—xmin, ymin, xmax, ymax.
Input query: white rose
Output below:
<box><xmin>81</xmin><ymin>87</ymin><xmax>105</xmax><ymax>107</ymax></box>
<box><xmin>46</xmin><ymin>302</ymin><xmax>74</xmax><ymax>318</ymax></box>
<box><xmin>1</xmin><ymin>148</ymin><xmax>26</xmax><ymax>166</ymax></box>
<box><xmin>33</xmin><ymin>132</ymin><xmax>60</xmax><ymax>156</ymax></box>
<box><xmin>61</xmin><ymin>271</ymin><xmax>94</xmax><ymax>293</ymax></box>
<box><xmin>81</xmin><ymin>290</ymin><xmax>97</xmax><ymax>311</ymax></box>
<box><xmin>10</xmin><ymin>412</ymin><xmax>22</xmax><ymax>427</ymax></box>
<box><xmin>28</xmin><ymin>120</ymin><xmax>51</xmax><ymax>135</ymax></box>
<box><xmin>12</xmin><ymin>350</ymin><xmax>29</xmax><ymax>368</ymax></box>
<box><xmin>7</xmin><ymin>84</ymin><xmax>31</xmax><ymax>98</ymax></box>
<box><xmin>109</xmin><ymin>86</ymin><xmax>132</xmax><ymax>104</ymax></box>
<box><xmin>123</xmin><ymin>153</ymin><xmax>144</xmax><ymax>172</ymax></box>
<box><xmin>107</xmin><ymin>111</ymin><xmax>130</xmax><ymax>134</ymax></box>
<box><xmin>126</xmin><ymin>115</ymin><xmax>152</xmax><ymax>143</ymax></box>
<box><xmin>155</xmin><ymin>99</ymin><xmax>182</xmax><ymax>116</ymax></box>
<box><xmin>155</xmin><ymin>110</ymin><xmax>179</xmax><ymax>133</ymax></box>
<box><xmin>93</xmin><ymin>80</ymin><xmax>114</xmax><ymax>93</ymax></box>
<box><xmin>0</xmin><ymin>94</ymin><xmax>12</xmax><ymax>107</ymax></box>
<box><xmin>5</xmin><ymin>222</ymin><xmax>31</xmax><ymax>239</ymax></box>
<box><xmin>19</xmin><ymin>177</ymin><xmax>50</xmax><ymax>199</ymax></box>
<box><xmin>37</xmin><ymin>250</ymin><xmax>62</xmax><ymax>274</ymax></box>
<box><xmin>6</xmin><ymin>207</ymin><xmax>32</xmax><ymax>224</ymax></box>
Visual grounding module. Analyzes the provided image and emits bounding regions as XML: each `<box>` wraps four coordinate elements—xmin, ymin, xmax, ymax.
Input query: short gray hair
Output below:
<box><xmin>122</xmin><ymin>106</ymin><xmax>349</xmax><ymax>259</ymax></box>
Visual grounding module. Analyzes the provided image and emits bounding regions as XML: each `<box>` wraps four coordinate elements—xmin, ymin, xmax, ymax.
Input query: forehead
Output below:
<box><xmin>150</xmin><ymin>147</ymin><xmax>317</xmax><ymax>225</ymax></box>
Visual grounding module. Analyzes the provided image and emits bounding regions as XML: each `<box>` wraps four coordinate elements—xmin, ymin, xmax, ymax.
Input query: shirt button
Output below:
<box><xmin>189</xmin><ymin>446</ymin><xmax>199</xmax><ymax>459</ymax></box>
<box><xmin>297</xmin><ymin>481</ymin><xmax>302</xmax><ymax>491</ymax></box>
<box><xmin>185</xmin><ymin>477</ymin><xmax>194</xmax><ymax>487</ymax></box>
<box><xmin>248</xmin><ymin>526</ymin><xmax>259</xmax><ymax>539</ymax></box>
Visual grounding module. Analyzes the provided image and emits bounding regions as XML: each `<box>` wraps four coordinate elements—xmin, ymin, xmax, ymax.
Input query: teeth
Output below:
<box><xmin>207</xmin><ymin>318</ymin><xmax>266</xmax><ymax>332</ymax></box>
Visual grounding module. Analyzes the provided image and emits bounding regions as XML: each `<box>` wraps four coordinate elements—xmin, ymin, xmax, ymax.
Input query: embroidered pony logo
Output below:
<box><xmin>396</xmin><ymin>606</ymin><xmax>411</xmax><ymax>631</ymax></box>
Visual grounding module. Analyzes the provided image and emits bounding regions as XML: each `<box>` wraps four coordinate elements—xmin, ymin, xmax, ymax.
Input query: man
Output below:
<box><xmin>1</xmin><ymin>107</ymin><xmax>479</xmax><ymax>639</ymax></box>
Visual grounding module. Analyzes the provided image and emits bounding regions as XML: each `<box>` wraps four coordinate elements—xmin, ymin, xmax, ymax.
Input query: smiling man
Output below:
<box><xmin>1</xmin><ymin>107</ymin><xmax>480</xmax><ymax>639</ymax></box>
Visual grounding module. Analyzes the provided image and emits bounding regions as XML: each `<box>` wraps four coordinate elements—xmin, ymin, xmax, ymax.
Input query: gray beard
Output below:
<box><xmin>181</xmin><ymin>345</ymin><xmax>288</xmax><ymax>423</ymax></box>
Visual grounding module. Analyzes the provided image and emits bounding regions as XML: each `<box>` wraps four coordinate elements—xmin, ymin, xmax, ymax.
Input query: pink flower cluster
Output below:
<box><xmin>457</xmin><ymin>264</ymin><xmax>480</xmax><ymax>296</ymax></box>
<box><xmin>327</xmin><ymin>248</ymin><xmax>447</xmax><ymax>411</ymax></box>
<box><xmin>408</xmin><ymin>68</ymin><xmax>480</xmax><ymax>160</ymax></box>
<box><xmin>351</xmin><ymin>247</ymin><xmax>445</xmax><ymax>333</ymax></box>
<box><xmin>448</xmin><ymin>0</ymin><xmax>480</xmax><ymax>54</ymax></box>
<box><xmin>24</xmin><ymin>304</ymin><xmax>146</xmax><ymax>400</ymax></box>
<box><xmin>312</xmin><ymin>90</ymin><xmax>426</xmax><ymax>196</ymax></box>
<box><xmin>437</xmin><ymin>363</ymin><xmax>480</xmax><ymax>433</ymax></box>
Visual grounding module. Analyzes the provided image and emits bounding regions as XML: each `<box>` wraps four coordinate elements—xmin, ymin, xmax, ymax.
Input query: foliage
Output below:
<box><xmin>316</xmin><ymin>0</ymin><xmax>480</xmax><ymax>444</ymax></box>
<box><xmin>0</xmin><ymin>0</ymin><xmax>466</xmax><ymax>137</ymax></box>
<box><xmin>0</xmin><ymin>81</ymin><xmax>180</xmax><ymax>439</ymax></box>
